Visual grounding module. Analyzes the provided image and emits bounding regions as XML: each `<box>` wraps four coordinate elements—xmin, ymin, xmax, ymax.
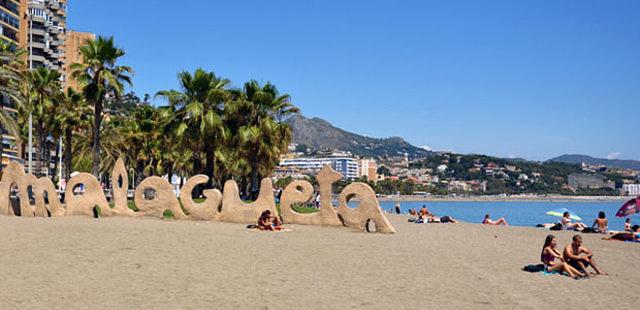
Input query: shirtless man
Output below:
<box><xmin>563</xmin><ymin>235</ymin><xmax>605</xmax><ymax>276</ymax></box>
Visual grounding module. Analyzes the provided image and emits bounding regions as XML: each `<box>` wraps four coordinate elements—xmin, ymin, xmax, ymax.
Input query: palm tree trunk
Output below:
<box><xmin>35</xmin><ymin>122</ymin><xmax>43</xmax><ymax>176</ymax></box>
<box><xmin>51</xmin><ymin>138</ymin><xmax>60</xmax><ymax>182</ymax></box>
<box><xmin>135</xmin><ymin>159</ymin><xmax>144</xmax><ymax>186</ymax></box>
<box><xmin>204</xmin><ymin>142</ymin><xmax>215</xmax><ymax>187</ymax></box>
<box><xmin>0</xmin><ymin>139</ymin><xmax>4</xmax><ymax>175</ymax></box>
<box><xmin>92</xmin><ymin>100</ymin><xmax>103</xmax><ymax>177</ymax></box>
<box><xmin>250</xmin><ymin>164</ymin><xmax>260</xmax><ymax>201</ymax></box>
<box><xmin>64</xmin><ymin>129</ymin><xmax>72</xmax><ymax>180</ymax></box>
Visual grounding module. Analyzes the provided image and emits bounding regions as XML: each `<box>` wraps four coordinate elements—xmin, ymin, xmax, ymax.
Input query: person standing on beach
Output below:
<box><xmin>563</xmin><ymin>235</ymin><xmax>606</xmax><ymax>276</ymax></box>
<box><xmin>395</xmin><ymin>203</ymin><xmax>401</xmax><ymax>214</ymax></box>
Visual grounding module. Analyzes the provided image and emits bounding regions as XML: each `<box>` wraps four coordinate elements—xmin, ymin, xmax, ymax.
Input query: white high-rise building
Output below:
<box><xmin>622</xmin><ymin>184</ymin><xmax>640</xmax><ymax>196</ymax></box>
<box><xmin>278</xmin><ymin>156</ymin><xmax>358</xmax><ymax>180</ymax></box>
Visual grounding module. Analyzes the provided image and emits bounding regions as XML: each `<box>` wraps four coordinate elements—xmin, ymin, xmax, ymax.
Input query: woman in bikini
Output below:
<box><xmin>483</xmin><ymin>214</ymin><xmax>508</xmax><ymax>225</ymax></box>
<box><xmin>541</xmin><ymin>235</ymin><xmax>582</xmax><ymax>279</ymax></box>
<box><xmin>561</xmin><ymin>212</ymin><xmax>586</xmax><ymax>231</ymax></box>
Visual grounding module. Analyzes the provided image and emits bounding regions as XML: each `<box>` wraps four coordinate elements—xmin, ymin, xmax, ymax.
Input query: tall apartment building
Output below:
<box><xmin>0</xmin><ymin>0</ymin><xmax>26</xmax><ymax>168</ymax></box>
<box><xmin>357</xmin><ymin>159</ymin><xmax>378</xmax><ymax>181</ymax></box>
<box><xmin>622</xmin><ymin>184</ymin><xmax>640</xmax><ymax>196</ymax></box>
<box><xmin>63</xmin><ymin>30</ymin><xmax>93</xmax><ymax>90</ymax></box>
<box><xmin>25</xmin><ymin>0</ymin><xmax>66</xmax><ymax>71</ymax></box>
<box><xmin>278</xmin><ymin>156</ymin><xmax>359</xmax><ymax>180</ymax></box>
<box><xmin>22</xmin><ymin>0</ymin><xmax>67</xmax><ymax>176</ymax></box>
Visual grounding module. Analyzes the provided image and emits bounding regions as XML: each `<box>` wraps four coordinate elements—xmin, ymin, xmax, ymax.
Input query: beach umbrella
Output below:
<box><xmin>615</xmin><ymin>197</ymin><xmax>640</xmax><ymax>218</ymax></box>
<box><xmin>546</xmin><ymin>208</ymin><xmax>582</xmax><ymax>221</ymax></box>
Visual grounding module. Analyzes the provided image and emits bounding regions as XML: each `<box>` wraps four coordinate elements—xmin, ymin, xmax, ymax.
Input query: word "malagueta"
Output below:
<box><xmin>0</xmin><ymin>159</ymin><xmax>395</xmax><ymax>233</ymax></box>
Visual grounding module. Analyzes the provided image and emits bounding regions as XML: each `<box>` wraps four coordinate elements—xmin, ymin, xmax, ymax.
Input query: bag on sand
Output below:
<box><xmin>522</xmin><ymin>264</ymin><xmax>545</xmax><ymax>273</ymax></box>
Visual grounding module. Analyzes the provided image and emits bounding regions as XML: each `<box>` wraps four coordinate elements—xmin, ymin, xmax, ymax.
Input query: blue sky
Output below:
<box><xmin>68</xmin><ymin>0</ymin><xmax>640</xmax><ymax>161</ymax></box>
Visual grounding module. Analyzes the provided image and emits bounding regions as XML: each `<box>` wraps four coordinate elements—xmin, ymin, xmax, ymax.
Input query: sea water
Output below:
<box><xmin>379</xmin><ymin>200</ymin><xmax>639</xmax><ymax>230</ymax></box>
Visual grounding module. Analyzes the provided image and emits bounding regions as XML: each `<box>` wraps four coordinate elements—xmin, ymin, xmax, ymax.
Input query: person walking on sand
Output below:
<box><xmin>541</xmin><ymin>235</ymin><xmax>582</xmax><ymax>279</ymax></box>
<box><xmin>591</xmin><ymin>211</ymin><xmax>608</xmax><ymax>234</ymax></box>
<box><xmin>483</xmin><ymin>214</ymin><xmax>508</xmax><ymax>226</ymax></box>
<box><xmin>563</xmin><ymin>235</ymin><xmax>606</xmax><ymax>276</ymax></box>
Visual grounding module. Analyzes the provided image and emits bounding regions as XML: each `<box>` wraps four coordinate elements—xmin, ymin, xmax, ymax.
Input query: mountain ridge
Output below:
<box><xmin>548</xmin><ymin>154</ymin><xmax>640</xmax><ymax>170</ymax></box>
<box><xmin>284</xmin><ymin>115</ymin><xmax>431</xmax><ymax>158</ymax></box>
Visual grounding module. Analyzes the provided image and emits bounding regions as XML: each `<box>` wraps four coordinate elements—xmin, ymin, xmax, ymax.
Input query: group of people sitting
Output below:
<box><xmin>257</xmin><ymin>210</ymin><xmax>283</xmax><ymax>231</ymax></box>
<box><xmin>541</xmin><ymin>234</ymin><xmax>606</xmax><ymax>279</ymax></box>
<box><xmin>606</xmin><ymin>221</ymin><xmax>640</xmax><ymax>242</ymax></box>
<box><xmin>408</xmin><ymin>205</ymin><xmax>457</xmax><ymax>223</ymax></box>
<box><xmin>547</xmin><ymin>211</ymin><xmax>638</xmax><ymax>240</ymax></box>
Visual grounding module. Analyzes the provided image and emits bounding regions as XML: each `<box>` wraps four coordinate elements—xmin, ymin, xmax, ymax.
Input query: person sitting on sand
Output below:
<box><xmin>591</xmin><ymin>211</ymin><xmax>608</xmax><ymax>234</ymax></box>
<box><xmin>563</xmin><ymin>235</ymin><xmax>605</xmax><ymax>276</ymax></box>
<box><xmin>483</xmin><ymin>214</ymin><xmax>508</xmax><ymax>226</ymax></box>
<box><xmin>624</xmin><ymin>218</ymin><xmax>632</xmax><ymax>232</ymax></box>
<box><xmin>560</xmin><ymin>212</ymin><xmax>586</xmax><ymax>231</ymax></box>
<box><xmin>258</xmin><ymin>210</ymin><xmax>282</xmax><ymax>231</ymax></box>
<box><xmin>540</xmin><ymin>235</ymin><xmax>582</xmax><ymax>279</ymax></box>
<box><xmin>605</xmin><ymin>225</ymin><xmax>640</xmax><ymax>242</ymax></box>
<box><xmin>420</xmin><ymin>205</ymin><xmax>430</xmax><ymax>218</ymax></box>
<box><xmin>409</xmin><ymin>209</ymin><xmax>417</xmax><ymax>216</ymax></box>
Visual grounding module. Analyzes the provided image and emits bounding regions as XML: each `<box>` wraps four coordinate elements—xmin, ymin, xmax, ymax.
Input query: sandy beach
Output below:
<box><xmin>0</xmin><ymin>215</ymin><xmax>638</xmax><ymax>309</ymax></box>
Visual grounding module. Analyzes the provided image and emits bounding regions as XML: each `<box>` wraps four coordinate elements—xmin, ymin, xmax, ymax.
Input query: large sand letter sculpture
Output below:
<box><xmin>180</xmin><ymin>175</ymin><xmax>222</xmax><ymax>220</ymax></box>
<box><xmin>134</xmin><ymin>176</ymin><xmax>187</xmax><ymax>220</ymax></box>
<box><xmin>34</xmin><ymin>177</ymin><xmax>65</xmax><ymax>217</ymax></box>
<box><xmin>65</xmin><ymin>173</ymin><xmax>112</xmax><ymax>217</ymax></box>
<box><xmin>219</xmin><ymin>178</ymin><xmax>278</xmax><ymax>223</ymax></box>
<box><xmin>280</xmin><ymin>166</ymin><xmax>342</xmax><ymax>226</ymax></box>
<box><xmin>111</xmin><ymin>158</ymin><xmax>138</xmax><ymax>216</ymax></box>
<box><xmin>337</xmin><ymin>183</ymin><xmax>396</xmax><ymax>233</ymax></box>
<box><xmin>0</xmin><ymin>159</ymin><xmax>395</xmax><ymax>233</ymax></box>
<box><xmin>280</xmin><ymin>165</ymin><xmax>396</xmax><ymax>233</ymax></box>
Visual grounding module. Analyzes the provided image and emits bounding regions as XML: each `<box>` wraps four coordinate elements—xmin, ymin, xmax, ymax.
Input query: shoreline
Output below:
<box><xmin>377</xmin><ymin>195</ymin><xmax>630</xmax><ymax>202</ymax></box>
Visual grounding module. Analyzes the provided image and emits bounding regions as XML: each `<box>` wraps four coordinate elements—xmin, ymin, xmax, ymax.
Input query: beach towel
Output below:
<box><xmin>543</xmin><ymin>269</ymin><xmax>560</xmax><ymax>275</ymax></box>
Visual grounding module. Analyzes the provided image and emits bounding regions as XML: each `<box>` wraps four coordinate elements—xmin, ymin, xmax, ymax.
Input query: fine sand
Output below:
<box><xmin>0</xmin><ymin>215</ymin><xmax>638</xmax><ymax>309</ymax></box>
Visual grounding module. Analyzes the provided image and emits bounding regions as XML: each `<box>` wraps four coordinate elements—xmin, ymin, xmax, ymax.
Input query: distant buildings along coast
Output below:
<box><xmin>0</xmin><ymin>0</ymin><xmax>95</xmax><ymax>173</ymax></box>
<box><xmin>273</xmin><ymin>143</ymin><xmax>640</xmax><ymax>197</ymax></box>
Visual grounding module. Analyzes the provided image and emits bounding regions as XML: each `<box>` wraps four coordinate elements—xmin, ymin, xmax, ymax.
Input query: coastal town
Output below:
<box><xmin>275</xmin><ymin>144</ymin><xmax>640</xmax><ymax>197</ymax></box>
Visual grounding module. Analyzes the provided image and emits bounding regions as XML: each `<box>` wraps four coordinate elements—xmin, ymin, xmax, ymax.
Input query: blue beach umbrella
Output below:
<box><xmin>546</xmin><ymin>208</ymin><xmax>582</xmax><ymax>221</ymax></box>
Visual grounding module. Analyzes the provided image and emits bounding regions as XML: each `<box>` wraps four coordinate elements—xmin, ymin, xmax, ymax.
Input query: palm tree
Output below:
<box><xmin>25</xmin><ymin>67</ymin><xmax>62</xmax><ymax>176</ymax></box>
<box><xmin>0</xmin><ymin>42</ymin><xmax>25</xmax><ymax>173</ymax></box>
<box><xmin>71</xmin><ymin>36</ymin><xmax>132</xmax><ymax>177</ymax></box>
<box><xmin>55</xmin><ymin>88</ymin><xmax>91</xmax><ymax>180</ymax></box>
<box><xmin>156</xmin><ymin>69</ymin><xmax>230</xmax><ymax>186</ymax></box>
<box><xmin>234</xmin><ymin>80</ymin><xmax>299</xmax><ymax>198</ymax></box>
